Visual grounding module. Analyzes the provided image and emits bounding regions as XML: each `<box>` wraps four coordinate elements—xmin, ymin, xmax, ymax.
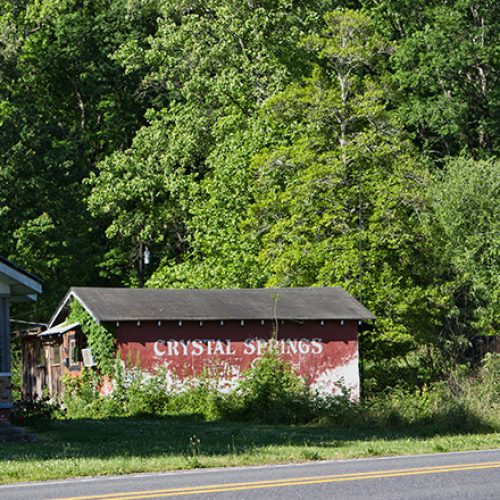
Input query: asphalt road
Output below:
<box><xmin>1</xmin><ymin>449</ymin><xmax>499</xmax><ymax>500</ymax></box>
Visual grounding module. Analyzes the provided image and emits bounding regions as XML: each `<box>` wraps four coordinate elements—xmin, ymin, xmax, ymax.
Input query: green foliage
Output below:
<box><xmin>371</xmin><ymin>357</ymin><xmax>500</xmax><ymax>432</ymax></box>
<box><xmin>430</xmin><ymin>157</ymin><xmax>500</xmax><ymax>334</ymax></box>
<box><xmin>475</xmin><ymin>354</ymin><xmax>500</xmax><ymax>410</ymax></box>
<box><xmin>61</xmin><ymin>370</ymin><xmax>100</xmax><ymax>417</ymax></box>
<box><xmin>362</xmin><ymin>384</ymin><xmax>471</xmax><ymax>430</ymax></box>
<box><xmin>67</xmin><ymin>301</ymin><xmax>115</xmax><ymax>375</ymax></box>
<box><xmin>57</xmin><ymin>352</ymin><xmax>500</xmax><ymax>436</ymax></box>
<box><xmin>317</xmin><ymin>356</ymin><xmax>500</xmax><ymax>432</ymax></box>
<box><xmin>63</xmin><ymin>357</ymin><xmax>222</xmax><ymax>420</ymax></box>
<box><xmin>246</xmin><ymin>10</ymin><xmax>441</xmax><ymax>370</ymax></box>
<box><xmin>61</xmin><ymin>348</ymin><xmax>348</xmax><ymax>424</ymax></box>
<box><xmin>89</xmin><ymin>0</ymin><xmax>327</xmax><ymax>286</ymax></box>
<box><xmin>165</xmin><ymin>381</ymin><xmax>226</xmax><ymax>422</ymax></box>
<box><xmin>123</xmin><ymin>371</ymin><xmax>171</xmax><ymax>417</ymax></box>
<box><xmin>372</xmin><ymin>0</ymin><xmax>498</xmax><ymax>157</ymax></box>
<box><xmin>0</xmin><ymin>0</ymin><xmax>150</xmax><ymax>313</ymax></box>
<box><xmin>11</xmin><ymin>395</ymin><xmax>59</xmax><ymax>428</ymax></box>
<box><xmin>233</xmin><ymin>346</ymin><xmax>311</xmax><ymax>424</ymax></box>
<box><xmin>61</xmin><ymin>349</ymin><xmax>311</xmax><ymax>422</ymax></box>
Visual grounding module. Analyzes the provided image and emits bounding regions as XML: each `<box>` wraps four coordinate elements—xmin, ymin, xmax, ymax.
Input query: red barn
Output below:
<box><xmin>27</xmin><ymin>287</ymin><xmax>374</xmax><ymax>400</ymax></box>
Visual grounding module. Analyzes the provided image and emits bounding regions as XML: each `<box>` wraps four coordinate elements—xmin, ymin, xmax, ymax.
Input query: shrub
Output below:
<box><xmin>11</xmin><ymin>395</ymin><xmax>59</xmax><ymax>428</ymax></box>
<box><xmin>124</xmin><ymin>374</ymin><xmax>170</xmax><ymax>417</ymax></box>
<box><xmin>360</xmin><ymin>383</ymin><xmax>470</xmax><ymax>431</ymax></box>
<box><xmin>309</xmin><ymin>391</ymin><xmax>359</xmax><ymax>427</ymax></box>
<box><xmin>166</xmin><ymin>382</ymin><xmax>227</xmax><ymax>421</ymax></box>
<box><xmin>355</xmin><ymin>355</ymin><xmax>500</xmax><ymax>433</ymax></box>
<box><xmin>60</xmin><ymin>369</ymin><xmax>101</xmax><ymax>418</ymax></box>
<box><xmin>452</xmin><ymin>353</ymin><xmax>500</xmax><ymax>430</ymax></box>
<box><xmin>232</xmin><ymin>346</ymin><xmax>312</xmax><ymax>424</ymax></box>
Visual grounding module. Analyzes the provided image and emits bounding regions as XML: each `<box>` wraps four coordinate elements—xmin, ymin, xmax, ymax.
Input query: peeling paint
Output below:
<box><xmin>115</xmin><ymin>319</ymin><xmax>360</xmax><ymax>400</ymax></box>
<box><xmin>312</xmin><ymin>353</ymin><xmax>360</xmax><ymax>400</ymax></box>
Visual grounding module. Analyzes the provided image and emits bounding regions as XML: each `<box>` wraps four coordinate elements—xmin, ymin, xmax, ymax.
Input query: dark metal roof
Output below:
<box><xmin>39</xmin><ymin>322</ymin><xmax>80</xmax><ymax>337</ymax></box>
<box><xmin>50</xmin><ymin>287</ymin><xmax>375</xmax><ymax>325</ymax></box>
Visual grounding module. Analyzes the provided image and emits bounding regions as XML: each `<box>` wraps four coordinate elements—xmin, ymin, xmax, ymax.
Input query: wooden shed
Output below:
<box><xmin>28</xmin><ymin>286</ymin><xmax>374</xmax><ymax>400</ymax></box>
<box><xmin>22</xmin><ymin>323</ymin><xmax>80</xmax><ymax>400</ymax></box>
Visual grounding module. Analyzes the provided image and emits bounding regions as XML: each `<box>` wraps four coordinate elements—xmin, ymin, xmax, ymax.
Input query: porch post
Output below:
<box><xmin>0</xmin><ymin>295</ymin><xmax>12</xmax><ymax>423</ymax></box>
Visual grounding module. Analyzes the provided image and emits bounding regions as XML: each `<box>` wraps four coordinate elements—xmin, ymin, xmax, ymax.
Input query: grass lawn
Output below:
<box><xmin>1</xmin><ymin>416</ymin><xmax>499</xmax><ymax>484</ymax></box>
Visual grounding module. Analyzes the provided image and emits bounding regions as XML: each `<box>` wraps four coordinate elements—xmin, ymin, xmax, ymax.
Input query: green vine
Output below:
<box><xmin>67</xmin><ymin>300</ymin><xmax>115</xmax><ymax>376</ymax></box>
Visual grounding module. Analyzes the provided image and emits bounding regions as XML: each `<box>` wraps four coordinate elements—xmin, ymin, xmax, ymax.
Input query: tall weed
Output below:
<box><xmin>56</xmin><ymin>351</ymin><xmax>498</xmax><ymax>433</ymax></box>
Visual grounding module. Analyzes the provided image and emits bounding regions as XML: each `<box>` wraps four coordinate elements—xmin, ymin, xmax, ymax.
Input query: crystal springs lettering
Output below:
<box><xmin>153</xmin><ymin>338</ymin><xmax>324</xmax><ymax>357</ymax></box>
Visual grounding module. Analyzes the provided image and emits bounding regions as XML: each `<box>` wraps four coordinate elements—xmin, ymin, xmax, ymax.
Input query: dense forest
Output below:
<box><xmin>1</xmin><ymin>0</ymin><xmax>498</xmax><ymax>390</ymax></box>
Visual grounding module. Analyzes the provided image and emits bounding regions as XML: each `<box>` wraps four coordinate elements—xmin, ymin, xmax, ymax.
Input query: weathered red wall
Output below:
<box><xmin>114</xmin><ymin>319</ymin><xmax>359</xmax><ymax>397</ymax></box>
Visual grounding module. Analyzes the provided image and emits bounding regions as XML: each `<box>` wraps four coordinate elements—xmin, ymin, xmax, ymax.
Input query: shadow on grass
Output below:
<box><xmin>1</xmin><ymin>409</ymin><xmax>497</xmax><ymax>463</ymax></box>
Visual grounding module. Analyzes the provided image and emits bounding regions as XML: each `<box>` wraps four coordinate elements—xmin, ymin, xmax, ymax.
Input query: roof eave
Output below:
<box><xmin>0</xmin><ymin>259</ymin><xmax>42</xmax><ymax>298</ymax></box>
<box><xmin>98</xmin><ymin>315</ymin><xmax>376</xmax><ymax>322</ymax></box>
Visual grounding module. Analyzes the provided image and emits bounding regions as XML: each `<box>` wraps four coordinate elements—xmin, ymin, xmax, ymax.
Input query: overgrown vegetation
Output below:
<box><xmin>6</xmin><ymin>347</ymin><xmax>498</xmax><ymax>482</ymax></box>
<box><xmin>67</xmin><ymin>300</ymin><xmax>115</xmax><ymax>375</ymax></box>
<box><xmin>36</xmin><ymin>350</ymin><xmax>498</xmax><ymax>434</ymax></box>
<box><xmin>234</xmin><ymin>348</ymin><xmax>312</xmax><ymax>424</ymax></box>
<box><xmin>11</xmin><ymin>395</ymin><xmax>59</xmax><ymax>429</ymax></box>
<box><xmin>2</xmin><ymin>5</ymin><xmax>497</xmax><ymax>484</ymax></box>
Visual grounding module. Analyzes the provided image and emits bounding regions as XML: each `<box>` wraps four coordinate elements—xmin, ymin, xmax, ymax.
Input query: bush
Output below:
<box><xmin>166</xmin><ymin>382</ymin><xmax>227</xmax><ymax>421</ymax></box>
<box><xmin>124</xmin><ymin>374</ymin><xmax>170</xmax><ymax>417</ymax></box>
<box><xmin>61</xmin><ymin>370</ymin><xmax>103</xmax><ymax>418</ymax></box>
<box><xmin>309</xmin><ymin>391</ymin><xmax>359</xmax><ymax>427</ymax></box>
<box><xmin>231</xmin><ymin>346</ymin><xmax>312</xmax><ymax>424</ymax></box>
<box><xmin>354</xmin><ymin>355</ymin><xmax>500</xmax><ymax>433</ymax></box>
<box><xmin>360</xmin><ymin>383</ymin><xmax>470</xmax><ymax>431</ymax></box>
<box><xmin>11</xmin><ymin>395</ymin><xmax>59</xmax><ymax>428</ymax></box>
<box><xmin>452</xmin><ymin>353</ymin><xmax>500</xmax><ymax>430</ymax></box>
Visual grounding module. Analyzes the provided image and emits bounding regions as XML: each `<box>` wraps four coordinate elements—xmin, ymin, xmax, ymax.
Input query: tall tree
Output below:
<box><xmin>367</xmin><ymin>0</ymin><xmax>499</xmax><ymax>157</ymax></box>
<box><xmin>245</xmin><ymin>10</ymin><xmax>443</xmax><ymax>385</ymax></box>
<box><xmin>0</xmin><ymin>0</ymin><xmax>149</xmax><ymax>315</ymax></box>
<box><xmin>89</xmin><ymin>0</ymin><xmax>328</xmax><ymax>286</ymax></box>
<box><xmin>430</xmin><ymin>157</ymin><xmax>500</xmax><ymax>337</ymax></box>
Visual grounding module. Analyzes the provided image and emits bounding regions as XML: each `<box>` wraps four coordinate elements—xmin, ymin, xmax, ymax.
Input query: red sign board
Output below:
<box><xmin>116</xmin><ymin>319</ymin><xmax>359</xmax><ymax>398</ymax></box>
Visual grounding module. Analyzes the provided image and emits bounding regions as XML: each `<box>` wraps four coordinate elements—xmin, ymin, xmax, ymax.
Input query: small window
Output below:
<box><xmin>37</xmin><ymin>346</ymin><xmax>46</xmax><ymax>367</ymax></box>
<box><xmin>69</xmin><ymin>339</ymin><xmax>80</xmax><ymax>367</ymax></box>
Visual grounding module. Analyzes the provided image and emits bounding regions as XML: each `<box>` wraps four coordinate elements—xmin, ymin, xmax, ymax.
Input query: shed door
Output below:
<box><xmin>50</xmin><ymin>344</ymin><xmax>62</xmax><ymax>398</ymax></box>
